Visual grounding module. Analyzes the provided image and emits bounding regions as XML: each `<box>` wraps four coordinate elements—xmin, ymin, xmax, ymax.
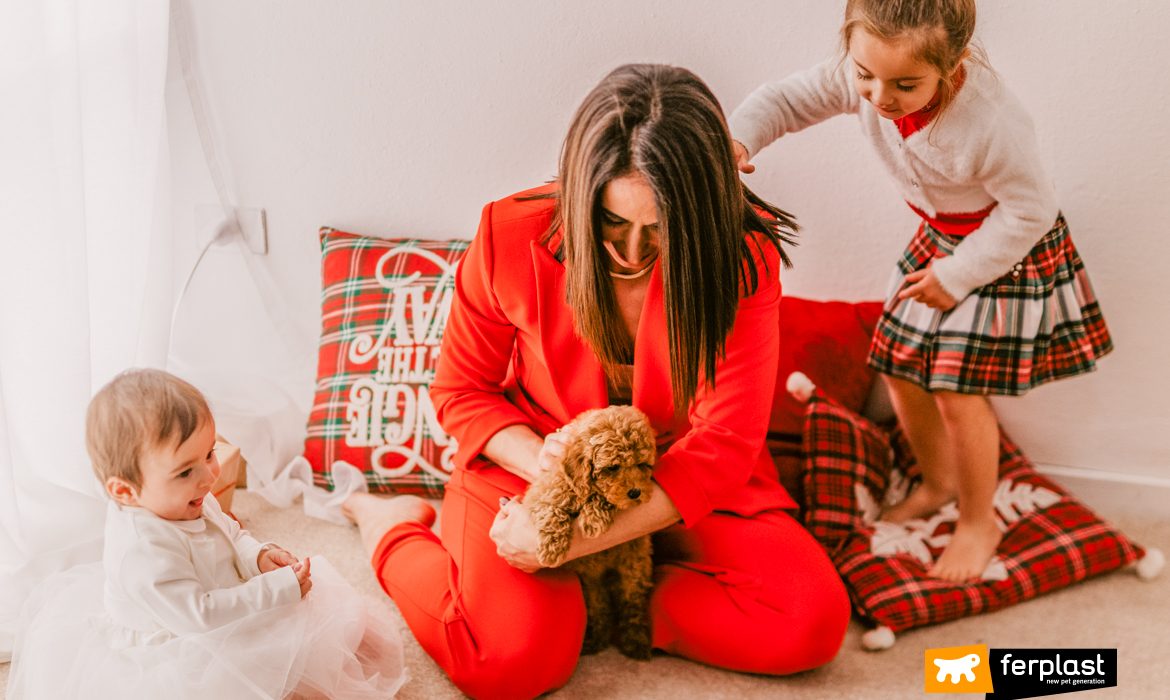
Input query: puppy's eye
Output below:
<box><xmin>603</xmin><ymin>465</ymin><xmax>620</xmax><ymax>473</ymax></box>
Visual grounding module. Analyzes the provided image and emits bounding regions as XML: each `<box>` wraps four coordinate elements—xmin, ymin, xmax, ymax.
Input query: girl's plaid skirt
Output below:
<box><xmin>867</xmin><ymin>214</ymin><xmax>1113</xmax><ymax>395</ymax></box>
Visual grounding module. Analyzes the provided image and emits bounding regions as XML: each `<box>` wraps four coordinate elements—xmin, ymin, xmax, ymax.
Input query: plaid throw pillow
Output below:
<box><xmin>801</xmin><ymin>394</ymin><xmax>1145</xmax><ymax>635</ymax></box>
<box><xmin>302</xmin><ymin>228</ymin><xmax>470</xmax><ymax>497</ymax></box>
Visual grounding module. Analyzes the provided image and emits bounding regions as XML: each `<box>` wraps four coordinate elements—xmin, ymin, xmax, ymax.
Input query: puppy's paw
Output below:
<box><xmin>579</xmin><ymin>496</ymin><xmax>614</xmax><ymax>538</ymax></box>
<box><xmin>580</xmin><ymin>516</ymin><xmax>608</xmax><ymax>539</ymax></box>
<box><xmin>537</xmin><ymin>536</ymin><xmax>569</xmax><ymax>568</ymax></box>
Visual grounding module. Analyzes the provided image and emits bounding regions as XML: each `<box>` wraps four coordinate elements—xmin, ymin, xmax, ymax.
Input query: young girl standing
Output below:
<box><xmin>7</xmin><ymin>369</ymin><xmax>407</xmax><ymax>699</ymax></box>
<box><xmin>730</xmin><ymin>0</ymin><xmax>1112</xmax><ymax>582</ymax></box>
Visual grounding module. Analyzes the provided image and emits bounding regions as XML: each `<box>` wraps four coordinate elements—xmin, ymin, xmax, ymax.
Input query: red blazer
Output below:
<box><xmin>430</xmin><ymin>185</ymin><xmax>796</xmax><ymax>525</ymax></box>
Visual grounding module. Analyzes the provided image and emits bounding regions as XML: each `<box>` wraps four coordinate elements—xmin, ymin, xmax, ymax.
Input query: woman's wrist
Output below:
<box><xmin>482</xmin><ymin>425</ymin><xmax>545</xmax><ymax>484</ymax></box>
<box><xmin>563</xmin><ymin>482</ymin><xmax>680</xmax><ymax>563</ymax></box>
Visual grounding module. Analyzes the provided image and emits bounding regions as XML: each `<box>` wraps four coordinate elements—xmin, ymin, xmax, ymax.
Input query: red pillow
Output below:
<box><xmin>771</xmin><ymin>297</ymin><xmax>882</xmax><ymax>440</ymax></box>
<box><xmin>302</xmin><ymin>228</ymin><xmax>469</xmax><ymax>497</ymax></box>
<box><xmin>768</xmin><ymin>297</ymin><xmax>883</xmax><ymax>502</ymax></box>
<box><xmin>801</xmin><ymin>394</ymin><xmax>1147</xmax><ymax>638</ymax></box>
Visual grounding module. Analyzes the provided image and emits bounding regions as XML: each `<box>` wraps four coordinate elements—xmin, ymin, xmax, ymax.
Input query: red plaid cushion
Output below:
<box><xmin>303</xmin><ymin>228</ymin><xmax>470</xmax><ymax>497</ymax></box>
<box><xmin>801</xmin><ymin>394</ymin><xmax>1144</xmax><ymax>633</ymax></box>
<box><xmin>799</xmin><ymin>402</ymin><xmax>895</xmax><ymax>550</ymax></box>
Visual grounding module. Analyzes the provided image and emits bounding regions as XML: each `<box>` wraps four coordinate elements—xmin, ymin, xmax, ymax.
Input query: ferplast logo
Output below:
<box><xmin>999</xmin><ymin>652</ymin><xmax>1106</xmax><ymax>686</ymax></box>
<box><xmin>986</xmin><ymin>649</ymin><xmax>1117</xmax><ymax>699</ymax></box>
<box><xmin>924</xmin><ymin>645</ymin><xmax>1118</xmax><ymax>698</ymax></box>
<box><xmin>925</xmin><ymin>644</ymin><xmax>994</xmax><ymax>693</ymax></box>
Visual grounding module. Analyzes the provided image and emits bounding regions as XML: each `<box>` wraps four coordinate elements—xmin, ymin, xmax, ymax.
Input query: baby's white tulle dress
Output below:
<box><xmin>6</xmin><ymin>499</ymin><xmax>407</xmax><ymax>699</ymax></box>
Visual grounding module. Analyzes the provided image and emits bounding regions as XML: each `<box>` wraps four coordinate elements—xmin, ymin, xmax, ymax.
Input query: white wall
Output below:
<box><xmin>168</xmin><ymin>0</ymin><xmax>1170</xmax><ymax>481</ymax></box>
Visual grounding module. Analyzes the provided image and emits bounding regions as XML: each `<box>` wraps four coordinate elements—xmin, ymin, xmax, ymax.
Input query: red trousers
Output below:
<box><xmin>372</xmin><ymin>467</ymin><xmax>850</xmax><ymax>700</ymax></box>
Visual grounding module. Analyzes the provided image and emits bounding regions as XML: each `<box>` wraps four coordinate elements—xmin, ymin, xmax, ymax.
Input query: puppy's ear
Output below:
<box><xmin>558</xmin><ymin>436</ymin><xmax>592</xmax><ymax>505</ymax></box>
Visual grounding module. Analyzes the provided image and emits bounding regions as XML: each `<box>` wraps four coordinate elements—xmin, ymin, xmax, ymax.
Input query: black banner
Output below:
<box><xmin>986</xmin><ymin>649</ymin><xmax>1117</xmax><ymax>699</ymax></box>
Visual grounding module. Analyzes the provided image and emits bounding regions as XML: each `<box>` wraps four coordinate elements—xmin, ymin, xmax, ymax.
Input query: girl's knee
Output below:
<box><xmin>933</xmin><ymin>390</ymin><xmax>993</xmax><ymax>420</ymax></box>
<box><xmin>883</xmin><ymin>373</ymin><xmax>922</xmax><ymax>394</ymax></box>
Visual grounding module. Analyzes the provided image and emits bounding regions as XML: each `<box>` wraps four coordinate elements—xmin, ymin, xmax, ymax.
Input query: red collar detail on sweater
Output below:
<box><xmin>895</xmin><ymin>64</ymin><xmax>968</xmax><ymax>139</ymax></box>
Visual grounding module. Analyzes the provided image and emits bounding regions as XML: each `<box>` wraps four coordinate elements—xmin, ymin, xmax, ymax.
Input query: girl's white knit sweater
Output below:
<box><xmin>730</xmin><ymin>58</ymin><xmax>1060</xmax><ymax>299</ymax></box>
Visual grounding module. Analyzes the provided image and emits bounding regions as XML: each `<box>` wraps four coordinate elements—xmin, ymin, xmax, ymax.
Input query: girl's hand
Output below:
<box><xmin>532</xmin><ymin>428</ymin><xmax>573</xmax><ymax>481</ymax></box>
<box><xmin>488</xmin><ymin>497</ymin><xmax>543</xmax><ymax>573</ymax></box>
<box><xmin>292</xmin><ymin>558</ymin><xmax>312</xmax><ymax>598</ymax></box>
<box><xmin>897</xmin><ymin>266</ymin><xmax>958</xmax><ymax>311</ymax></box>
<box><xmin>257</xmin><ymin>544</ymin><xmax>298</xmax><ymax>573</ymax></box>
<box><xmin>732</xmin><ymin>140</ymin><xmax>755</xmax><ymax>174</ymax></box>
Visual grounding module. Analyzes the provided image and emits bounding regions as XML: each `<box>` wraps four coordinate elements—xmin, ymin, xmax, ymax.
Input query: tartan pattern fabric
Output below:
<box><xmin>303</xmin><ymin>228</ymin><xmax>470</xmax><ymax>497</ymax></box>
<box><xmin>801</xmin><ymin>394</ymin><xmax>1143</xmax><ymax>634</ymax></box>
<box><xmin>799</xmin><ymin>405</ymin><xmax>894</xmax><ymax>550</ymax></box>
<box><xmin>868</xmin><ymin>214</ymin><xmax>1114</xmax><ymax>395</ymax></box>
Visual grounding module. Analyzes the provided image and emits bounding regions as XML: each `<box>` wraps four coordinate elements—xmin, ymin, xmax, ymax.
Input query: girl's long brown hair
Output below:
<box><xmin>536</xmin><ymin>63</ymin><xmax>796</xmax><ymax>412</ymax></box>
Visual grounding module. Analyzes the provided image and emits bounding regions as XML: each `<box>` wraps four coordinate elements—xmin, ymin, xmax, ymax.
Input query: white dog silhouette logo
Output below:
<box><xmin>934</xmin><ymin>653</ymin><xmax>981</xmax><ymax>684</ymax></box>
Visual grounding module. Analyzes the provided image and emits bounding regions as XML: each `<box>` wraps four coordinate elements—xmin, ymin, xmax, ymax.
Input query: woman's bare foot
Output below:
<box><xmin>882</xmin><ymin>481</ymin><xmax>956</xmax><ymax>523</ymax></box>
<box><xmin>342</xmin><ymin>493</ymin><xmax>437</xmax><ymax>560</ymax></box>
<box><xmin>928</xmin><ymin>517</ymin><xmax>1003</xmax><ymax>582</ymax></box>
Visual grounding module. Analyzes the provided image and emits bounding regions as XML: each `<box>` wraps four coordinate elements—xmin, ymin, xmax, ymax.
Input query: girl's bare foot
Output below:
<box><xmin>342</xmin><ymin>493</ymin><xmax>437</xmax><ymax>559</ymax></box>
<box><xmin>882</xmin><ymin>481</ymin><xmax>956</xmax><ymax>523</ymax></box>
<box><xmin>928</xmin><ymin>516</ymin><xmax>1003</xmax><ymax>582</ymax></box>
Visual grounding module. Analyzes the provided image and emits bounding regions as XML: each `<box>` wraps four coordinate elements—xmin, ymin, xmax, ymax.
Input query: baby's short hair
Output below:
<box><xmin>86</xmin><ymin>369</ymin><xmax>211</xmax><ymax>487</ymax></box>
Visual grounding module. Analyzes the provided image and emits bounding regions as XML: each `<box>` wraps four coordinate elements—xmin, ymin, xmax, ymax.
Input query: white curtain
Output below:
<box><xmin>0</xmin><ymin>0</ymin><xmax>171</xmax><ymax>659</ymax></box>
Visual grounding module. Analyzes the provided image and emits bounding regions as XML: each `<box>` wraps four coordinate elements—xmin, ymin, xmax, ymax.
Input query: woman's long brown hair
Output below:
<box><xmin>538</xmin><ymin>63</ymin><xmax>796</xmax><ymax>412</ymax></box>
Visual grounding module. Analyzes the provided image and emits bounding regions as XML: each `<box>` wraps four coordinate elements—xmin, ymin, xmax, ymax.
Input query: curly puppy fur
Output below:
<box><xmin>524</xmin><ymin>406</ymin><xmax>657</xmax><ymax>659</ymax></box>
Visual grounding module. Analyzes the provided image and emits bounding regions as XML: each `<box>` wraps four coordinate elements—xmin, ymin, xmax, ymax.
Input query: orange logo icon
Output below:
<box><xmin>925</xmin><ymin>644</ymin><xmax>994</xmax><ymax>693</ymax></box>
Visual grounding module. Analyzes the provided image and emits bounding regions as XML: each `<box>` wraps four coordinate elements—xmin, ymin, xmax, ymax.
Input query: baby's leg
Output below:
<box><xmin>881</xmin><ymin>375</ymin><xmax>959</xmax><ymax>522</ymax></box>
<box><xmin>929</xmin><ymin>391</ymin><xmax>1002</xmax><ymax>582</ymax></box>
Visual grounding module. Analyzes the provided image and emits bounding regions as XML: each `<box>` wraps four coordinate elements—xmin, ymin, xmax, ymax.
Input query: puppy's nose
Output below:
<box><xmin>627</xmin><ymin>488</ymin><xmax>641</xmax><ymax>500</ymax></box>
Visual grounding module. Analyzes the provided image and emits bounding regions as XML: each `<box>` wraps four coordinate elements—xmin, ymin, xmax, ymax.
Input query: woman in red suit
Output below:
<box><xmin>343</xmin><ymin>64</ymin><xmax>850</xmax><ymax>699</ymax></box>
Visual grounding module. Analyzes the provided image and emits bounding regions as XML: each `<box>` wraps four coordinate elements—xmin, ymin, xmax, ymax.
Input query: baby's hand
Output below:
<box><xmin>257</xmin><ymin>544</ymin><xmax>299</xmax><ymax>573</ymax></box>
<box><xmin>293</xmin><ymin>558</ymin><xmax>312</xmax><ymax>598</ymax></box>
<box><xmin>732</xmin><ymin>140</ymin><xmax>755</xmax><ymax>174</ymax></box>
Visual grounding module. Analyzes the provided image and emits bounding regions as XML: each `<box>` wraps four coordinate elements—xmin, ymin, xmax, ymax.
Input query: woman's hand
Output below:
<box><xmin>488</xmin><ymin>497</ymin><xmax>543</xmax><ymax>573</ymax></box>
<box><xmin>257</xmin><ymin>544</ymin><xmax>299</xmax><ymax>573</ymax></box>
<box><xmin>732</xmin><ymin>140</ymin><xmax>755</xmax><ymax>174</ymax></box>
<box><xmin>481</xmin><ymin>424</ymin><xmax>573</xmax><ymax>485</ymax></box>
<box><xmin>532</xmin><ymin>428</ymin><xmax>573</xmax><ymax>480</ymax></box>
<box><xmin>897</xmin><ymin>265</ymin><xmax>958</xmax><ymax>311</ymax></box>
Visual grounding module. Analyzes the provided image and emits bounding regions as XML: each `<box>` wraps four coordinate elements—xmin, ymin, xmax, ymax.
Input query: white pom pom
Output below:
<box><xmin>1135</xmin><ymin>548</ymin><xmax>1164</xmax><ymax>581</ymax></box>
<box><xmin>861</xmin><ymin>625</ymin><xmax>896</xmax><ymax>651</ymax></box>
<box><xmin>786</xmin><ymin>371</ymin><xmax>816</xmax><ymax>403</ymax></box>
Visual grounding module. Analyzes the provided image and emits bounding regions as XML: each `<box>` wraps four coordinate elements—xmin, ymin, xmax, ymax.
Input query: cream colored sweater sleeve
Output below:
<box><xmin>729</xmin><ymin>57</ymin><xmax>860</xmax><ymax>158</ymax></box>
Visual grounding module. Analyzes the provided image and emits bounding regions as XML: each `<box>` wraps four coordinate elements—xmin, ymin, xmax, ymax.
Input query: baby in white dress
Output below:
<box><xmin>7</xmin><ymin>369</ymin><xmax>407</xmax><ymax>699</ymax></box>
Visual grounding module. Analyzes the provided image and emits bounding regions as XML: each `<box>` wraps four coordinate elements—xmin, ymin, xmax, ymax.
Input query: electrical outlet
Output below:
<box><xmin>194</xmin><ymin>205</ymin><xmax>268</xmax><ymax>255</ymax></box>
<box><xmin>238</xmin><ymin>208</ymin><xmax>268</xmax><ymax>255</ymax></box>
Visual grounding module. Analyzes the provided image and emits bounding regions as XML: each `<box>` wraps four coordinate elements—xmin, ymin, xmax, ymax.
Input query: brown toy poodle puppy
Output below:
<box><xmin>524</xmin><ymin>405</ymin><xmax>657</xmax><ymax>659</ymax></box>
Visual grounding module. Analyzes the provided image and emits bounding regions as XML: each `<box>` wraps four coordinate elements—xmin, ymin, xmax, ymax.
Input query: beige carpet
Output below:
<box><xmin>3</xmin><ymin>489</ymin><xmax>1167</xmax><ymax>699</ymax></box>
